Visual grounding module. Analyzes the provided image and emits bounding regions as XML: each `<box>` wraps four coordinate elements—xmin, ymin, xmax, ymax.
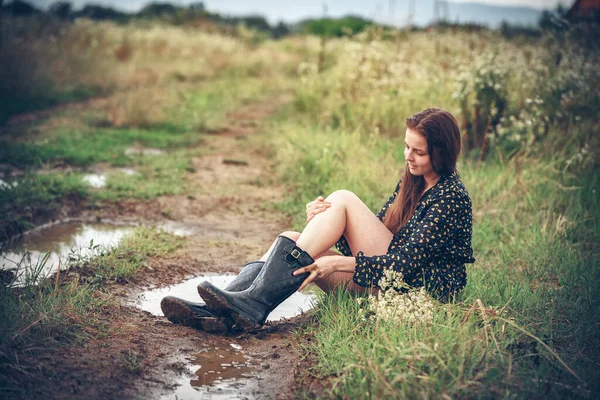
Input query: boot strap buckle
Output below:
<box><xmin>290</xmin><ymin>248</ymin><xmax>301</xmax><ymax>259</ymax></box>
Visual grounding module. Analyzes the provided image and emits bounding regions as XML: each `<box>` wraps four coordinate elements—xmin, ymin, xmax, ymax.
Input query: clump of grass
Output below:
<box><xmin>269</xmin><ymin>115</ymin><xmax>401</xmax><ymax>229</ymax></box>
<box><xmin>122</xmin><ymin>350</ymin><xmax>143</xmax><ymax>374</ymax></box>
<box><xmin>105</xmin><ymin>89</ymin><xmax>165</xmax><ymax>128</ymax></box>
<box><xmin>76</xmin><ymin>227</ymin><xmax>183</xmax><ymax>284</ymax></box>
<box><xmin>0</xmin><ymin>255</ymin><xmax>112</xmax><ymax>396</ymax></box>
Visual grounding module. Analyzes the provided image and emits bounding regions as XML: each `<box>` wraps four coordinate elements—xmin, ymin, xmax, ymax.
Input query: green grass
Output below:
<box><xmin>75</xmin><ymin>227</ymin><xmax>183</xmax><ymax>285</ymax></box>
<box><xmin>0</xmin><ymin>125</ymin><xmax>202</xmax><ymax>169</ymax></box>
<box><xmin>267</xmin><ymin>110</ymin><xmax>600</xmax><ymax>398</ymax></box>
<box><xmin>173</xmin><ymin>75</ymin><xmax>286</xmax><ymax>132</ymax></box>
<box><xmin>90</xmin><ymin>150</ymin><xmax>197</xmax><ymax>201</ymax></box>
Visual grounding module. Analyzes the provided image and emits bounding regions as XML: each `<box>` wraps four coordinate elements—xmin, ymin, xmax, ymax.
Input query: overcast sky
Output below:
<box><xmin>26</xmin><ymin>0</ymin><xmax>570</xmax><ymax>24</ymax></box>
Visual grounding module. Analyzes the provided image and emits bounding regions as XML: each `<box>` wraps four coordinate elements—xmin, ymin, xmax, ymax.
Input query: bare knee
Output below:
<box><xmin>325</xmin><ymin>189</ymin><xmax>357</xmax><ymax>205</ymax></box>
<box><xmin>280</xmin><ymin>231</ymin><xmax>301</xmax><ymax>241</ymax></box>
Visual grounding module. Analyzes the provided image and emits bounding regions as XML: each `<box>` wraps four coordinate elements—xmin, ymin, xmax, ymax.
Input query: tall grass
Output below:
<box><xmin>0</xmin><ymin>227</ymin><xmax>183</xmax><ymax>395</ymax></box>
<box><xmin>266</xmin><ymin>27</ymin><xmax>599</xmax><ymax>398</ymax></box>
<box><xmin>0</xmin><ymin>16</ymin><xmax>309</xmax><ymax>125</ymax></box>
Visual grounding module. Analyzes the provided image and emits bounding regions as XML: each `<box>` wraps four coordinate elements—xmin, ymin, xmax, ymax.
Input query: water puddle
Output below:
<box><xmin>165</xmin><ymin>345</ymin><xmax>258</xmax><ymax>400</ymax></box>
<box><xmin>0</xmin><ymin>222</ymin><xmax>132</xmax><ymax>283</ymax></box>
<box><xmin>132</xmin><ymin>274</ymin><xmax>317</xmax><ymax>322</ymax></box>
<box><xmin>119</xmin><ymin>167</ymin><xmax>137</xmax><ymax>176</ymax></box>
<box><xmin>82</xmin><ymin>173</ymin><xmax>106</xmax><ymax>188</ymax></box>
<box><xmin>0</xmin><ymin>178</ymin><xmax>19</xmax><ymax>189</ymax></box>
<box><xmin>125</xmin><ymin>147</ymin><xmax>166</xmax><ymax>156</ymax></box>
<box><xmin>82</xmin><ymin>169</ymin><xmax>137</xmax><ymax>188</ymax></box>
<box><xmin>159</xmin><ymin>221</ymin><xmax>202</xmax><ymax>237</ymax></box>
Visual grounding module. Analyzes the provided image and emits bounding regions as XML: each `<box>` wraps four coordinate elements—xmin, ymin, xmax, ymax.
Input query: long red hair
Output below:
<box><xmin>383</xmin><ymin>108</ymin><xmax>461</xmax><ymax>234</ymax></box>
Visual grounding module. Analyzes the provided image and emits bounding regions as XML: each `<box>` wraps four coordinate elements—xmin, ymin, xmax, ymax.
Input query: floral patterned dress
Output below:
<box><xmin>335</xmin><ymin>171</ymin><xmax>475</xmax><ymax>301</ymax></box>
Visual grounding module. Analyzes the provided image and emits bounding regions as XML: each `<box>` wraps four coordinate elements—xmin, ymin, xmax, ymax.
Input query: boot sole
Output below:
<box><xmin>197</xmin><ymin>284</ymin><xmax>261</xmax><ymax>331</ymax></box>
<box><xmin>160</xmin><ymin>297</ymin><xmax>231</xmax><ymax>334</ymax></box>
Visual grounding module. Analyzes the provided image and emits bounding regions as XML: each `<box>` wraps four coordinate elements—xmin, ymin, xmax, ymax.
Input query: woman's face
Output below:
<box><xmin>404</xmin><ymin>128</ymin><xmax>436</xmax><ymax>179</ymax></box>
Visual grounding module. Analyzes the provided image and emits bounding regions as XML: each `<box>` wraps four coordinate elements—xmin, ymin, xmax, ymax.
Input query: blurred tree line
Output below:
<box><xmin>0</xmin><ymin>1</ymin><xmax>290</xmax><ymax>38</ymax></box>
<box><xmin>0</xmin><ymin>0</ymin><xmax>598</xmax><ymax>40</ymax></box>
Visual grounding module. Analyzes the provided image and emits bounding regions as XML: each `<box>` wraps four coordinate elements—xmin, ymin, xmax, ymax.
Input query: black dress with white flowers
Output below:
<box><xmin>335</xmin><ymin>171</ymin><xmax>475</xmax><ymax>301</ymax></box>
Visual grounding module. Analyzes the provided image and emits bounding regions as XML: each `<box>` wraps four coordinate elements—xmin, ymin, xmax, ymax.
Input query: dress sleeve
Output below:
<box><xmin>353</xmin><ymin>191</ymin><xmax>469</xmax><ymax>288</ymax></box>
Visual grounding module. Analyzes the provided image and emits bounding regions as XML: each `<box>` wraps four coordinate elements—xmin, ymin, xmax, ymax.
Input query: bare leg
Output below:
<box><xmin>259</xmin><ymin>231</ymin><xmax>301</xmax><ymax>261</ymax></box>
<box><xmin>262</xmin><ymin>235</ymin><xmax>368</xmax><ymax>293</ymax></box>
<box><xmin>296</xmin><ymin>190</ymin><xmax>393</xmax><ymax>258</ymax></box>
<box><xmin>260</xmin><ymin>191</ymin><xmax>393</xmax><ymax>293</ymax></box>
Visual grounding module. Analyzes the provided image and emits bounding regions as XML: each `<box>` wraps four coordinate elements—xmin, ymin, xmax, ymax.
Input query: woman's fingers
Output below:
<box><xmin>306</xmin><ymin>200</ymin><xmax>331</xmax><ymax>221</ymax></box>
<box><xmin>298</xmin><ymin>275</ymin><xmax>312</xmax><ymax>292</ymax></box>
<box><xmin>294</xmin><ymin>264</ymin><xmax>321</xmax><ymax>291</ymax></box>
<box><xmin>306</xmin><ymin>196</ymin><xmax>329</xmax><ymax>209</ymax></box>
<box><xmin>298</xmin><ymin>271</ymin><xmax>318</xmax><ymax>292</ymax></box>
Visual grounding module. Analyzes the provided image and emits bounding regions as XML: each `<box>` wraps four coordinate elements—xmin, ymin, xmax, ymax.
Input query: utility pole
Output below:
<box><xmin>408</xmin><ymin>0</ymin><xmax>415</xmax><ymax>29</ymax></box>
<box><xmin>388</xmin><ymin>0</ymin><xmax>396</xmax><ymax>26</ymax></box>
<box><xmin>442</xmin><ymin>0</ymin><xmax>450</xmax><ymax>23</ymax></box>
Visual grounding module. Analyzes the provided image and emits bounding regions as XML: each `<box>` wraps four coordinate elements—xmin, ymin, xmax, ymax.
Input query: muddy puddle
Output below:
<box><xmin>125</xmin><ymin>147</ymin><xmax>166</xmax><ymax>156</ymax></box>
<box><xmin>165</xmin><ymin>345</ymin><xmax>258</xmax><ymax>400</ymax></box>
<box><xmin>82</xmin><ymin>168</ymin><xmax>137</xmax><ymax>188</ymax></box>
<box><xmin>0</xmin><ymin>221</ymin><xmax>132</xmax><ymax>283</ymax></box>
<box><xmin>132</xmin><ymin>274</ymin><xmax>317</xmax><ymax>323</ymax></box>
<box><xmin>82</xmin><ymin>173</ymin><xmax>107</xmax><ymax>188</ymax></box>
<box><xmin>133</xmin><ymin>276</ymin><xmax>317</xmax><ymax>399</ymax></box>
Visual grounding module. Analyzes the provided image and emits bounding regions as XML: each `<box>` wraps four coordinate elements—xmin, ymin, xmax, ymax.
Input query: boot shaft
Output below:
<box><xmin>224</xmin><ymin>261</ymin><xmax>264</xmax><ymax>291</ymax></box>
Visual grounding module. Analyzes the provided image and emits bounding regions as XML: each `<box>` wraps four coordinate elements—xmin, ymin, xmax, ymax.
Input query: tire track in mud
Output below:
<box><xmin>23</xmin><ymin>95</ymin><xmax>314</xmax><ymax>400</ymax></box>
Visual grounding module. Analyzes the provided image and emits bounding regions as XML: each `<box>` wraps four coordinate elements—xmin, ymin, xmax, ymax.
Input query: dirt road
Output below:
<box><xmin>14</xmin><ymin>96</ymin><xmax>314</xmax><ymax>400</ymax></box>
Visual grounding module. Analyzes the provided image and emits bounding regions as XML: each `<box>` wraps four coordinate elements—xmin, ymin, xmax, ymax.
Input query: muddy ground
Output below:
<box><xmin>5</xmin><ymin>96</ymin><xmax>321</xmax><ymax>400</ymax></box>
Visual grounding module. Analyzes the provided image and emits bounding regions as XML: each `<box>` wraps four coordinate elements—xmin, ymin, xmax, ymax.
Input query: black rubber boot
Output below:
<box><xmin>197</xmin><ymin>236</ymin><xmax>313</xmax><ymax>330</ymax></box>
<box><xmin>160</xmin><ymin>261</ymin><xmax>264</xmax><ymax>333</ymax></box>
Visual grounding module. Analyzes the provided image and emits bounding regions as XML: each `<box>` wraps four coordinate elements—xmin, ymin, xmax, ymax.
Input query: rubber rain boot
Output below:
<box><xmin>160</xmin><ymin>261</ymin><xmax>264</xmax><ymax>333</ymax></box>
<box><xmin>197</xmin><ymin>236</ymin><xmax>313</xmax><ymax>330</ymax></box>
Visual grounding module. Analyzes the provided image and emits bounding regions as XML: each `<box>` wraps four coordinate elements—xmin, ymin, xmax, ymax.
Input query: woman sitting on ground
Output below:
<box><xmin>161</xmin><ymin>108</ymin><xmax>476</xmax><ymax>333</ymax></box>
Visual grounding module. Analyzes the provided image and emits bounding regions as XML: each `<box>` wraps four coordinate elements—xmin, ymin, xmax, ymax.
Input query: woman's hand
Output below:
<box><xmin>293</xmin><ymin>255</ymin><xmax>339</xmax><ymax>292</ymax></box>
<box><xmin>306</xmin><ymin>196</ymin><xmax>331</xmax><ymax>222</ymax></box>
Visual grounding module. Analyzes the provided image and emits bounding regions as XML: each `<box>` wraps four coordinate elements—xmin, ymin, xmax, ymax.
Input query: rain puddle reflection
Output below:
<box><xmin>132</xmin><ymin>274</ymin><xmax>317</xmax><ymax>322</ymax></box>
<box><xmin>134</xmin><ymin>274</ymin><xmax>317</xmax><ymax>399</ymax></box>
<box><xmin>82</xmin><ymin>169</ymin><xmax>137</xmax><ymax>188</ymax></box>
<box><xmin>82</xmin><ymin>173</ymin><xmax>106</xmax><ymax>188</ymax></box>
<box><xmin>125</xmin><ymin>147</ymin><xmax>166</xmax><ymax>156</ymax></box>
<box><xmin>0</xmin><ymin>222</ymin><xmax>132</xmax><ymax>283</ymax></box>
<box><xmin>164</xmin><ymin>345</ymin><xmax>257</xmax><ymax>400</ymax></box>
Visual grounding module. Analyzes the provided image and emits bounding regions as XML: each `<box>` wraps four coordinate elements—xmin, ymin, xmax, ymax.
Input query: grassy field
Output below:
<box><xmin>267</xmin><ymin>28</ymin><xmax>599</xmax><ymax>398</ymax></box>
<box><xmin>0</xmin><ymin>14</ymin><xmax>598</xmax><ymax>399</ymax></box>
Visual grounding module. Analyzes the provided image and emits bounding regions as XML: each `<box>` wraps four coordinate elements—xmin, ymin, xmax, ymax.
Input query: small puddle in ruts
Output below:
<box><xmin>172</xmin><ymin>345</ymin><xmax>257</xmax><ymax>399</ymax></box>
<box><xmin>125</xmin><ymin>147</ymin><xmax>166</xmax><ymax>156</ymax></box>
<box><xmin>82</xmin><ymin>173</ymin><xmax>106</xmax><ymax>188</ymax></box>
<box><xmin>0</xmin><ymin>222</ymin><xmax>132</xmax><ymax>284</ymax></box>
<box><xmin>82</xmin><ymin>168</ymin><xmax>137</xmax><ymax>189</ymax></box>
<box><xmin>132</xmin><ymin>276</ymin><xmax>317</xmax><ymax>399</ymax></box>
